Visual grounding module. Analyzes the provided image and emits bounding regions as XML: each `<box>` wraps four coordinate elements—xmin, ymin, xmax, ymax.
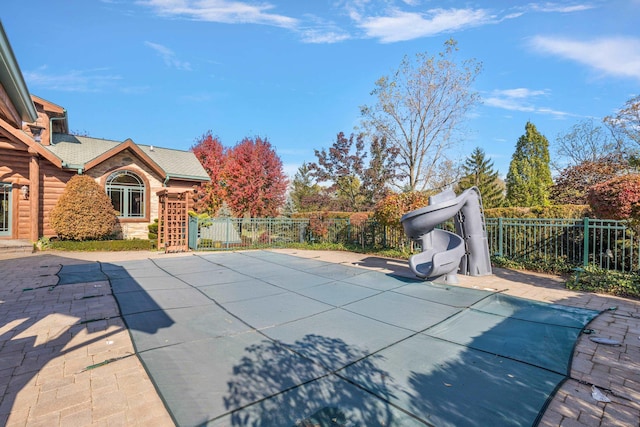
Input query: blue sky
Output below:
<box><xmin>3</xmin><ymin>0</ymin><xmax>640</xmax><ymax>179</ymax></box>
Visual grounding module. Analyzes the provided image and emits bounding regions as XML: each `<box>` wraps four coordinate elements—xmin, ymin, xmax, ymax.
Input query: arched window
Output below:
<box><xmin>106</xmin><ymin>170</ymin><xmax>145</xmax><ymax>218</ymax></box>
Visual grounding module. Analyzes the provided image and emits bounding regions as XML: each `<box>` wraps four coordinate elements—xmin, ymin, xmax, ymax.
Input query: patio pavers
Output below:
<box><xmin>2</xmin><ymin>248</ymin><xmax>639</xmax><ymax>427</ymax></box>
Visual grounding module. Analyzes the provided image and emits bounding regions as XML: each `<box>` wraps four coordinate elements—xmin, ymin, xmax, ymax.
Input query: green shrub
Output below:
<box><xmin>484</xmin><ymin>204</ymin><xmax>591</xmax><ymax>219</ymax></box>
<box><xmin>50</xmin><ymin>175</ymin><xmax>118</xmax><ymax>241</ymax></box>
<box><xmin>48</xmin><ymin>239</ymin><xmax>155</xmax><ymax>251</ymax></box>
<box><xmin>567</xmin><ymin>264</ymin><xmax>640</xmax><ymax>299</ymax></box>
<box><xmin>491</xmin><ymin>255</ymin><xmax>574</xmax><ymax>275</ymax></box>
<box><xmin>290</xmin><ymin>211</ymin><xmax>372</xmax><ymax>219</ymax></box>
<box><xmin>148</xmin><ymin>218</ymin><xmax>158</xmax><ymax>240</ymax></box>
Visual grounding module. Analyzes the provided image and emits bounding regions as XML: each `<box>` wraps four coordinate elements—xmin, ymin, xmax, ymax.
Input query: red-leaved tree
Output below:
<box><xmin>191</xmin><ymin>131</ymin><xmax>227</xmax><ymax>215</ymax></box>
<box><xmin>551</xmin><ymin>155</ymin><xmax>629</xmax><ymax>205</ymax></box>
<box><xmin>223</xmin><ymin>136</ymin><xmax>288</xmax><ymax>217</ymax></box>
<box><xmin>587</xmin><ymin>174</ymin><xmax>640</xmax><ymax>222</ymax></box>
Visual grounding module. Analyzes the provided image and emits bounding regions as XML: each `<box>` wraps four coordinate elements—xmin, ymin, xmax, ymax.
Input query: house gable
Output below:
<box><xmin>84</xmin><ymin>138</ymin><xmax>166</xmax><ymax>178</ymax></box>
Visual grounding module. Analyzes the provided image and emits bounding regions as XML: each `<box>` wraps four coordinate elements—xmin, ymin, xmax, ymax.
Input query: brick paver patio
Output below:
<box><xmin>0</xmin><ymin>248</ymin><xmax>638</xmax><ymax>426</ymax></box>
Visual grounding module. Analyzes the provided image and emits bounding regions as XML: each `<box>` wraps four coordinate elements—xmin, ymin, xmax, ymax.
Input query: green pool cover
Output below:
<box><xmin>60</xmin><ymin>251</ymin><xmax>600</xmax><ymax>426</ymax></box>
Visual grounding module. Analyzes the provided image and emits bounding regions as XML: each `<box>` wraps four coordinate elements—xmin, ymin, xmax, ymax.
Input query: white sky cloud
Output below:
<box><xmin>24</xmin><ymin>67</ymin><xmax>123</xmax><ymax>92</ymax></box>
<box><xmin>356</xmin><ymin>8</ymin><xmax>493</xmax><ymax>43</ymax></box>
<box><xmin>530</xmin><ymin>36</ymin><xmax>640</xmax><ymax>81</ymax></box>
<box><xmin>492</xmin><ymin>88</ymin><xmax>550</xmax><ymax>99</ymax></box>
<box><xmin>145</xmin><ymin>41</ymin><xmax>192</xmax><ymax>70</ymax></box>
<box><xmin>137</xmin><ymin>0</ymin><xmax>298</xmax><ymax>28</ymax></box>
<box><xmin>297</xmin><ymin>15</ymin><xmax>351</xmax><ymax>44</ymax></box>
<box><xmin>527</xmin><ymin>2</ymin><xmax>596</xmax><ymax>13</ymax></box>
<box><xmin>484</xmin><ymin>87</ymin><xmax>572</xmax><ymax>118</ymax></box>
<box><xmin>136</xmin><ymin>1</ymin><xmax>601</xmax><ymax>45</ymax></box>
<box><xmin>300</xmin><ymin>29</ymin><xmax>350</xmax><ymax>44</ymax></box>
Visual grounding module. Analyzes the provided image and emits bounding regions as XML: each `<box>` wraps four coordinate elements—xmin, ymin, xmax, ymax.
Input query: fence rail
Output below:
<box><xmin>188</xmin><ymin>216</ymin><xmax>640</xmax><ymax>273</ymax></box>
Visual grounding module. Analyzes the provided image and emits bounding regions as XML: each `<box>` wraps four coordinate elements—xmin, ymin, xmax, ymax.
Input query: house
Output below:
<box><xmin>0</xmin><ymin>21</ymin><xmax>210</xmax><ymax>244</ymax></box>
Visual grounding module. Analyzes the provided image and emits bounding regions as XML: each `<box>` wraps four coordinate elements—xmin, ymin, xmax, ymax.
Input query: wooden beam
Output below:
<box><xmin>28</xmin><ymin>150</ymin><xmax>40</xmax><ymax>241</ymax></box>
<box><xmin>0</xmin><ymin>81</ymin><xmax>22</xmax><ymax>128</ymax></box>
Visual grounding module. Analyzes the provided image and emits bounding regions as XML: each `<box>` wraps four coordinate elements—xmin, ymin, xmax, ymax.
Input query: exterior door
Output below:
<box><xmin>0</xmin><ymin>183</ymin><xmax>11</xmax><ymax>236</ymax></box>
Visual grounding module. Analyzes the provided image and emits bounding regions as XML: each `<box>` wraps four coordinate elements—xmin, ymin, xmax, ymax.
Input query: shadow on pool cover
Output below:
<box><xmin>69</xmin><ymin>251</ymin><xmax>601</xmax><ymax>427</ymax></box>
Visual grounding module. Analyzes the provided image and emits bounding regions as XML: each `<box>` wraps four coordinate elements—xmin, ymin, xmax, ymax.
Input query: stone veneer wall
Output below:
<box><xmin>87</xmin><ymin>150</ymin><xmax>163</xmax><ymax>240</ymax></box>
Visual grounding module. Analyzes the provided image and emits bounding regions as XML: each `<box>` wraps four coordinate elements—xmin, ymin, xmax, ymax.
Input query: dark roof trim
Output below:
<box><xmin>165</xmin><ymin>173</ymin><xmax>211</xmax><ymax>182</ymax></box>
<box><xmin>0</xmin><ymin>21</ymin><xmax>37</xmax><ymax>123</ymax></box>
<box><xmin>83</xmin><ymin>138</ymin><xmax>166</xmax><ymax>178</ymax></box>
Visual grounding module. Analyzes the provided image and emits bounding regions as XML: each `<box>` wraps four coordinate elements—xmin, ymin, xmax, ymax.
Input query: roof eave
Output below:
<box><xmin>83</xmin><ymin>138</ymin><xmax>166</xmax><ymax>178</ymax></box>
<box><xmin>165</xmin><ymin>173</ymin><xmax>211</xmax><ymax>182</ymax></box>
<box><xmin>0</xmin><ymin>21</ymin><xmax>37</xmax><ymax>123</ymax></box>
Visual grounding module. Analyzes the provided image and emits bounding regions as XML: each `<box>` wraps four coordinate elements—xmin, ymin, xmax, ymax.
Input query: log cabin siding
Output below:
<box><xmin>40</xmin><ymin>162</ymin><xmax>73</xmax><ymax>237</ymax></box>
<box><xmin>0</xmin><ymin>147</ymin><xmax>29</xmax><ymax>182</ymax></box>
<box><xmin>1</xmin><ymin>140</ymin><xmax>204</xmax><ymax>241</ymax></box>
<box><xmin>0</xmin><ymin>147</ymin><xmax>29</xmax><ymax>238</ymax></box>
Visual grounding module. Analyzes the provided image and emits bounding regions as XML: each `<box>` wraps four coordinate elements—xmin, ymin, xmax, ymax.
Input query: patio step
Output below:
<box><xmin>0</xmin><ymin>239</ymin><xmax>34</xmax><ymax>255</ymax></box>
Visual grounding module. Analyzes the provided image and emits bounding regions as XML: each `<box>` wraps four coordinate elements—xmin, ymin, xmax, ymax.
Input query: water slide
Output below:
<box><xmin>400</xmin><ymin>187</ymin><xmax>492</xmax><ymax>283</ymax></box>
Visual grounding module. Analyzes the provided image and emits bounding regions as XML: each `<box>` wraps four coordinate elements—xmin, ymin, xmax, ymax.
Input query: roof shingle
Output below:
<box><xmin>47</xmin><ymin>133</ymin><xmax>209</xmax><ymax>181</ymax></box>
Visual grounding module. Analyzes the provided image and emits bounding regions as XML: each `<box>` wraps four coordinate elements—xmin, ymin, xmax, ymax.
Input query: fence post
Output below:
<box><xmin>582</xmin><ymin>217</ymin><xmax>589</xmax><ymax>267</ymax></box>
<box><xmin>498</xmin><ymin>217</ymin><xmax>504</xmax><ymax>257</ymax></box>
<box><xmin>383</xmin><ymin>224</ymin><xmax>387</xmax><ymax>248</ymax></box>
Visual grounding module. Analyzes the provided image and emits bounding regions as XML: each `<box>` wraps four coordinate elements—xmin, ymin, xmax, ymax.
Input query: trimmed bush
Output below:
<box><xmin>587</xmin><ymin>174</ymin><xmax>640</xmax><ymax>221</ymax></box>
<box><xmin>49</xmin><ymin>239</ymin><xmax>155</xmax><ymax>251</ymax></box>
<box><xmin>373</xmin><ymin>192</ymin><xmax>432</xmax><ymax>229</ymax></box>
<box><xmin>50</xmin><ymin>175</ymin><xmax>118</xmax><ymax>241</ymax></box>
<box><xmin>484</xmin><ymin>204</ymin><xmax>591</xmax><ymax>219</ymax></box>
<box><xmin>290</xmin><ymin>211</ymin><xmax>369</xmax><ymax>219</ymax></box>
<box><xmin>148</xmin><ymin>218</ymin><xmax>158</xmax><ymax>240</ymax></box>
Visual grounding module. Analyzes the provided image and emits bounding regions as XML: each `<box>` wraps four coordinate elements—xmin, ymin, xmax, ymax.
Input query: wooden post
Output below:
<box><xmin>28</xmin><ymin>148</ymin><xmax>40</xmax><ymax>241</ymax></box>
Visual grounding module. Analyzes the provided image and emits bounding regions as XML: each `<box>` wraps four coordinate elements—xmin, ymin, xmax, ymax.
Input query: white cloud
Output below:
<box><xmin>527</xmin><ymin>2</ymin><xmax>596</xmax><ymax>13</ymax></box>
<box><xmin>356</xmin><ymin>8</ymin><xmax>493</xmax><ymax>43</ymax></box>
<box><xmin>24</xmin><ymin>67</ymin><xmax>123</xmax><ymax>92</ymax></box>
<box><xmin>491</xmin><ymin>88</ymin><xmax>549</xmax><ymax>99</ymax></box>
<box><xmin>300</xmin><ymin>30</ymin><xmax>350</xmax><ymax>44</ymax></box>
<box><xmin>530</xmin><ymin>36</ymin><xmax>640</xmax><ymax>81</ymax></box>
<box><xmin>145</xmin><ymin>41</ymin><xmax>192</xmax><ymax>70</ymax></box>
<box><xmin>137</xmin><ymin>0</ymin><xmax>298</xmax><ymax>28</ymax></box>
<box><xmin>297</xmin><ymin>15</ymin><xmax>351</xmax><ymax>44</ymax></box>
<box><xmin>484</xmin><ymin>87</ymin><xmax>572</xmax><ymax>118</ymax></box>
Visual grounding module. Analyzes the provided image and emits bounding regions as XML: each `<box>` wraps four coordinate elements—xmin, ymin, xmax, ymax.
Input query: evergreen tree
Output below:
<box><xmin>290</xmin><ymin>163</ymin><xmax>325</xmax><ymax>212</ymax></box>
<box><xmin>456</xmin><ymin>147</ymin><xmax>504</xmax><ymax>208</ymax></box>
<box><xmin>505</xmin><ymin>122</ymin><xmax>554</xmax><ymax>207</ymax></box>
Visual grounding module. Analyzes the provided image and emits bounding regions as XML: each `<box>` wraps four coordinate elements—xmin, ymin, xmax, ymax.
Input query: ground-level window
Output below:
<box><xmin>0</xmin><ymin>183</ymin><xmax>10</xmax><ymax>235</ymax></box>
<box><xmin>106</xmin><ymin>171</ymin><xmax>145</xmax><ymax>218</ymax></box>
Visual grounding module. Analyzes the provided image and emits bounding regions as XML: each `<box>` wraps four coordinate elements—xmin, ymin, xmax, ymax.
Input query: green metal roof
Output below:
<box><xmin>48</xmin><ymin>133</ymin><xmax>210</xmax><ymax>181</ymax></box>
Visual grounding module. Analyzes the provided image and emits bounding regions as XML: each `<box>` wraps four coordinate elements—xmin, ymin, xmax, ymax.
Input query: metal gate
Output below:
<box><xmin>157</xmin><ymin>190</ymin><xmax>189</xmax><ymax>253</ymax></box>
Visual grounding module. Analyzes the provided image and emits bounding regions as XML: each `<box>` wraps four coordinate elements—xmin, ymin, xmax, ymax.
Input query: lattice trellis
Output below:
<box><xmin>158</xmin><ymin>190</ymin><xmax>189</xmax><ymax>253</ymax></box>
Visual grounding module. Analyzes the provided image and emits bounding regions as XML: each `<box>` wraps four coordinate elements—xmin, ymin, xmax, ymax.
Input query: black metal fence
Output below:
<box><xmin>188</xmin><ymin>216</ymin><xmax>640</xmax><ymax>272</ymax></box>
